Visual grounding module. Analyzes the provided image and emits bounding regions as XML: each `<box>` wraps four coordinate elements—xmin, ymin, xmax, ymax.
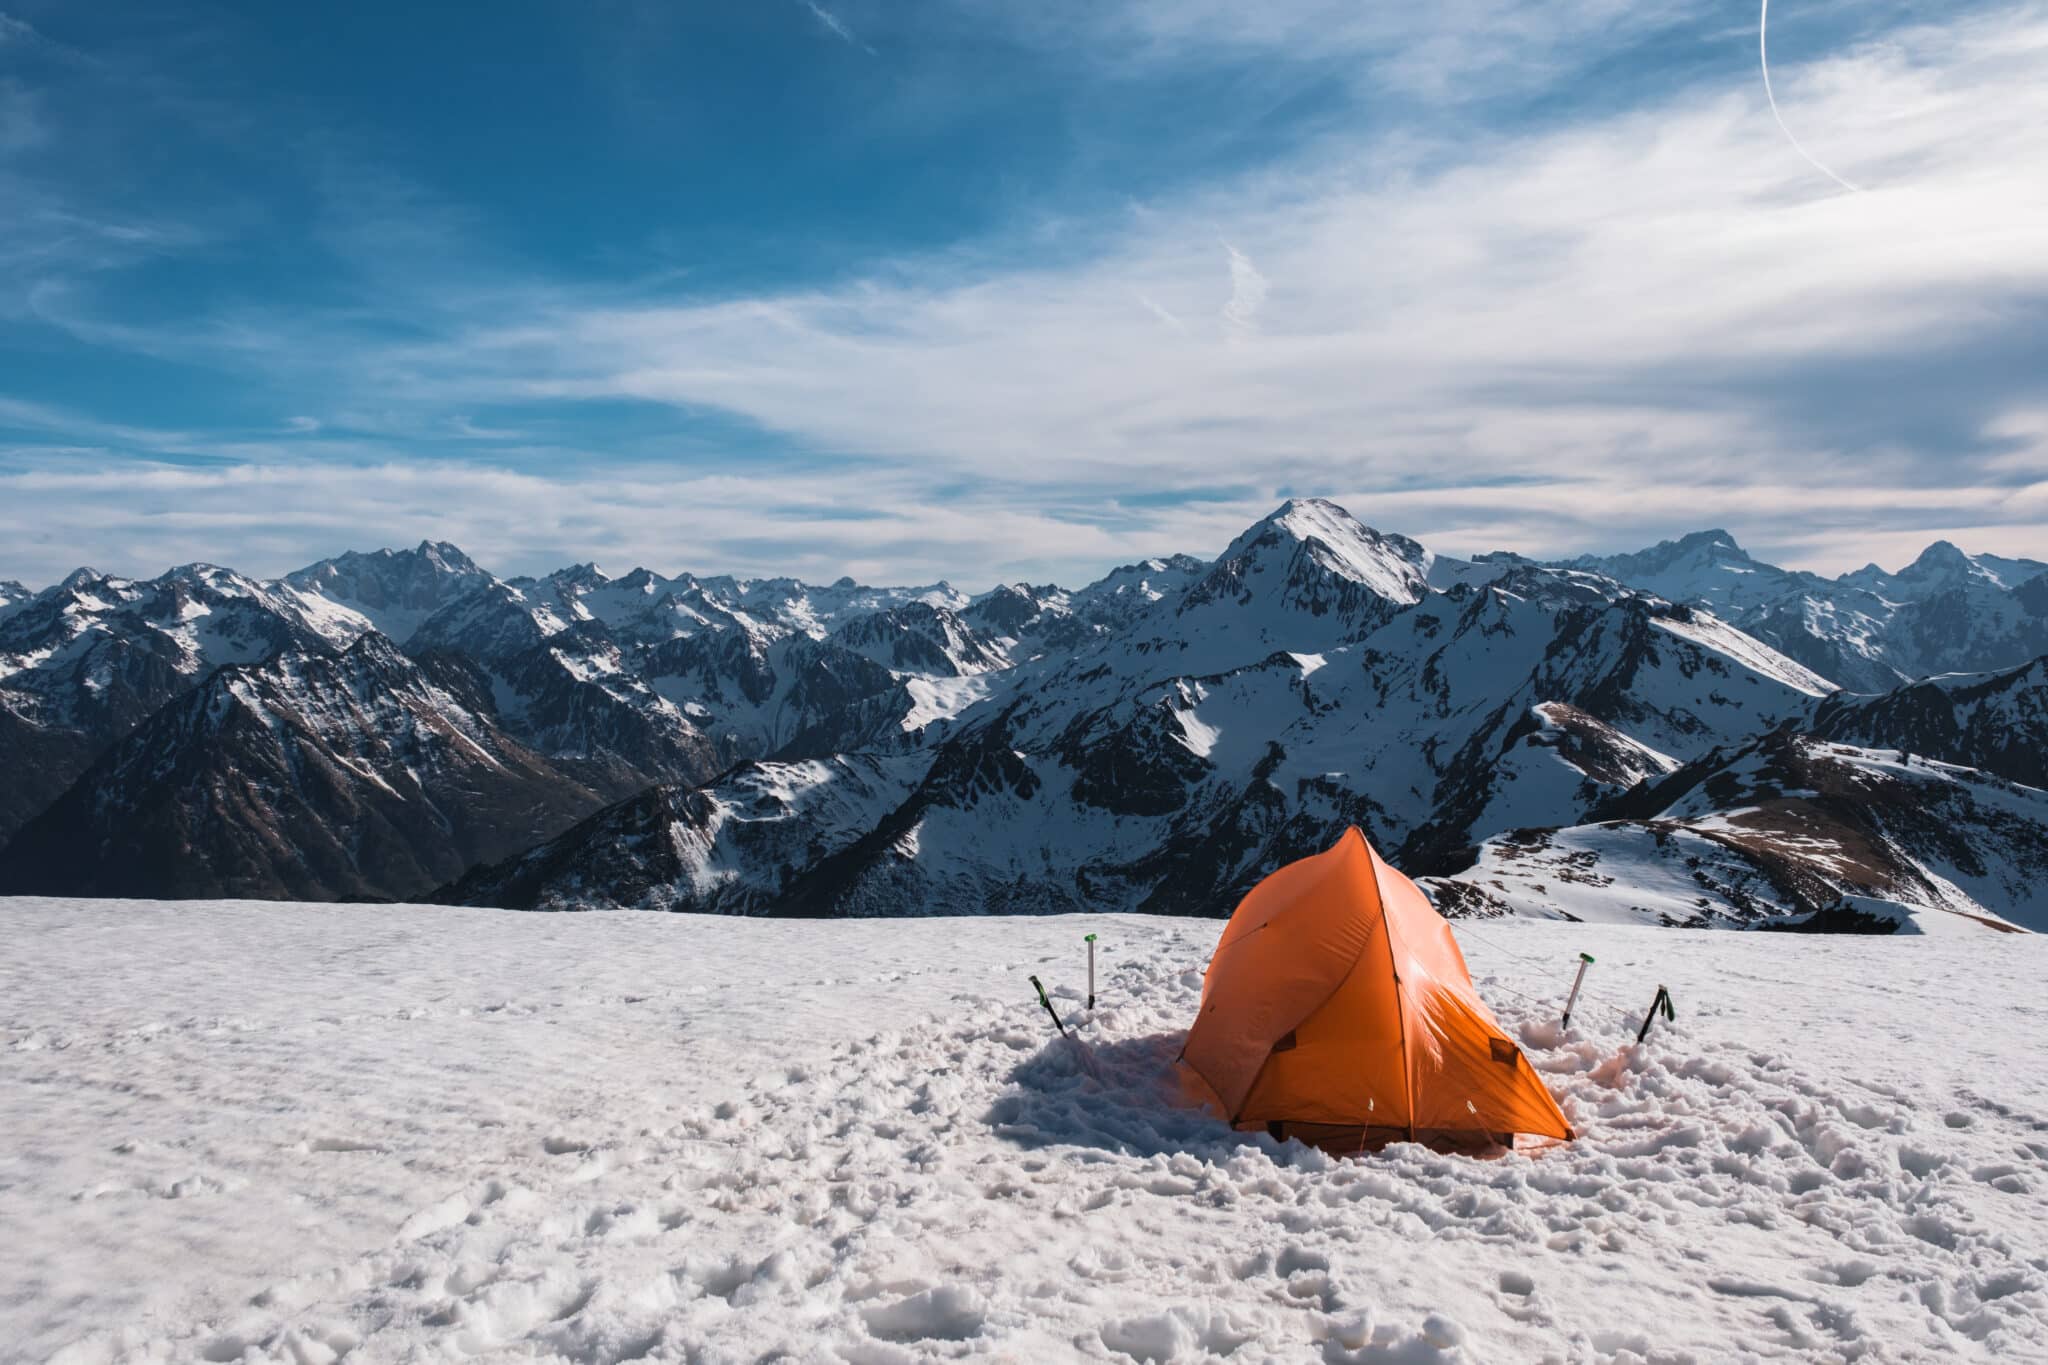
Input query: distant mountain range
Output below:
<box><xmin>2</xmin><ymin>503</ymin><xmax>2043</xmax><ymax>931</ymax></box>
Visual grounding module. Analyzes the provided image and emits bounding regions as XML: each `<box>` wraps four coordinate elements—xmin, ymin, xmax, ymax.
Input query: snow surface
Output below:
<box><xmin>901</xmin><ymin>675</ymin><xmax>995</xmax><ymax>732</ymax></box>
<box><xmin>4</xmin><ymin>899</ymin><xmax>2045</xmax><ymax>1363</ymax></box>
<box><xmin>1648</xmin><ymin>613</ymin><xmax>1836</xmax><ymax>698</ymax></box>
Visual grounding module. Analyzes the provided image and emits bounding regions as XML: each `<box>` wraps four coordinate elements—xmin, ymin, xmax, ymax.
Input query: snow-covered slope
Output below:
<box><xmin>1813</xmin><ymin>658</ymin><xmax>2048</xmax><ymax>790</ymax></box>
<box><xmin>1430</xmin><ymin>732</ymin><xmax>2048</xmax><ymax>931</ymax></box>
<box><xmin>3</xmin><ymin>900</ymin><xmax>2043</xmax><ymax>1362</ymax></box>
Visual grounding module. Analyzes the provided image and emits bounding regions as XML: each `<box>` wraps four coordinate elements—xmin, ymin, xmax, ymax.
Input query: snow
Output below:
<box><xmin>901</xmin><ymin>674</ymin><xmax>994</xmax><ymax>732</ymax></box>
<box><xmin>1649</xmin><ymin>612</ymin><xmax>1836</xmax><ymax>697</ymax></box>
<box><xmin>1174</xmin><ymin>705</ymin><xmax>1221</xmax><ymax>758</ymax></box>
<box><xmin>5</xmin><ymin>899</ymin><xmax>2045</xmax><ymax>1363</ymax></box>
<box><xmin>1269</xmin><ymin>500</ymin><xmax>1428</xmax><ymax>608</ymax></box>
<box><xmin>1438</xmin><ymin>823</ymin><xmax>1762</xmax><ymax>925</ymax></box>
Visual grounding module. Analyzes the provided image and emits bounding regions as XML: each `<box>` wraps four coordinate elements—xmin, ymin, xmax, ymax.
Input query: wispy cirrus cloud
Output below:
<box><xmin>798</xmin><ymin>0</ymin><xmax>874</xmax><ymax>53</ymax></box>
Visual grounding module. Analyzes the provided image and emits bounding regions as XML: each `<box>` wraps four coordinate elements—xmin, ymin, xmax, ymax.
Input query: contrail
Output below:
<box><xmin>1760</xmin><ymin>0</ymin><xmax>1862</xmax><ymax>192</ymax></box>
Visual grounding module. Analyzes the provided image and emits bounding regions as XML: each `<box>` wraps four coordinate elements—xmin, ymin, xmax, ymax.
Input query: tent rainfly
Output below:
<box><xmin>1180</xmin><ymin>827</ymin><xmax>1573</xmax><ymax>1152</ymax></box>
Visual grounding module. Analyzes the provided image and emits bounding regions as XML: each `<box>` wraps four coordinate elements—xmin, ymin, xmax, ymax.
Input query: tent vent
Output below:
<box><xmin>1489</xmin><ymin>1038</ymin><xmax>1521</xmax><ymax>1069</ymax></box>
<box><xmin>1271</xmin><ymin>1030</ymin><xmax>1299</xmax><ymax>1054</ymax></box>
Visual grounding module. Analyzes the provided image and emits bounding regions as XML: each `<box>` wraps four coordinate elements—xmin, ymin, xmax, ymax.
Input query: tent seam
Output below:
<box><xmin>1220</xmin><ymin>832</ymin><xmax>1388</xmax><ymax>1125</ymax></box>
<box><xmin>1357</xmin><ymin>829</ymin><xmax>1419</xmax><ymax>1141</ymax></box>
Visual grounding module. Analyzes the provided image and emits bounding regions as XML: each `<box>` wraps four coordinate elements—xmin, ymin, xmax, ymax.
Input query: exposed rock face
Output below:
<box><xmin>0</xmin><ymin>634</ymin><xmax>608</xmax><ymax>901</ymax></box>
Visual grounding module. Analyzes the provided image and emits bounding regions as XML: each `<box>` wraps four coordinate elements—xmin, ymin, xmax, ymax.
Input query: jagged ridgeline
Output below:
<box><xmin>2</xmin><ymin>503</ymin><xmax>2044</xmax><ymax>929</ymax></box>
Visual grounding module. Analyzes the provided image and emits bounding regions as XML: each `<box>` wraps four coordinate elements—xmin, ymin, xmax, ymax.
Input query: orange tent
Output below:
<box><xmin>1180</xmin><ymin>827</ymin><xmax>1572</xmax><ymax>1151</ymax></box>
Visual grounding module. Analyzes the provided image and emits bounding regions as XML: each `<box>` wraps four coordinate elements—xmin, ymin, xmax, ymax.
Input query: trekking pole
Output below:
<box><xmin>1085</xmin><ymin>933</ymin><xmax>1097</xmax><ymax>1010</ymax></box>
<box><xmin>1029</xmin><ymin>974</ymin><xmax>1103</xmax><ymax>1080</ymax></box>
<box><xmin>1561</xmin><ymin>952</ymin><xmax>1594</xmax><ymax>1031</ymax></box>
<box><xmin>1635</xmin><ymin>985</ymin><xmax>1674</xmax><ymax>1043</ymax></box>
<box><xmin>1029</xmin><ymin>975</ymin><xmax>1068</xmax><ymax>1037</ymax></box>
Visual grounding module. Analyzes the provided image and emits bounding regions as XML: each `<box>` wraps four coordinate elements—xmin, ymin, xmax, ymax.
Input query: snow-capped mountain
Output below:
<box><xmin>1557</xmin><ymin>532</ymin><xmax>2048</xmax><ymax>693</ymax></box>
<box><xmin>0</xmin><ymin>633</ymin><xmax>608</xmax><ymax>901</ymax></box>
<box><xmin>1430</xmin><ymin>730</ymin><xmax>2048</xmax><ymax>931</ymax></box>
<box><xmin>3</xmin><ymin>500</ymin><xmax>2043</xmax><ymax>928</ymax></box>
<box><xmin>405</xmin><ymin>584</ymin><xmax>723</xmax><ymax>800</ymax></box>
<box><xmin>1811</xmin><ymin>657</ymin><xmax>2048</xmax><ymax>790</ymax></box>
<box><xmin>0</xmin><ymin>564</ymin><xmax>359</xmax><ymax>843</ymax></box>
<box><xmin>283</xmin><ymin>540</ymin><xmax>494</xmax><ymax>644</ymax></box>
<box><xmin>961</xmin><ymin>555</ymin><xmax>1212</xmax><ymax>656</ymax></box>
<box><xmin>442</xmin><ymin>503</ymin><xmax>1845</xmax><ymax>918</ymax></box>
<box><xmin>1558</xmin><ymin>529</ymin><xmax>1821</xmax><ymax>616</ymax></box>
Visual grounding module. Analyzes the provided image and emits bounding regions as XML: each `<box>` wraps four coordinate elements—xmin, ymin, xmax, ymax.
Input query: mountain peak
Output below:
<box><xmin>1906</xmin><ymin>540</ymin><xmax>1970</xmax><ymax>573</ymax></box>
<box><xmin>1265</xmin><ymin>496</ymin><xmax>1355</xmax><ymax>532</ymax></box>
<box><xmin>1183</xmin><ymin>497</ymin><xmax>1429</xmax><ymax>639</ymax></box>
<box><xmin>1249</xmin><ymin>499</ymin><xmax>1427</xmax><ymax>575</ymax></box>
<box><xmin>416</xmin><ymin>541</ymin><xmax>483</xmax><ymax>574</ymax></box>
<box><xmin>1679</xmin><ymin>528</ymin><xmax>1744</xmax><ymax>554</ymax></box>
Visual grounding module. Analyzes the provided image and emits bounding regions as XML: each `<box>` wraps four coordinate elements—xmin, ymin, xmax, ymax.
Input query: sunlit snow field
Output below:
<box><xmin>3</xmin><ymin>899</ymin><xmax>2045</xmax><ymax>1363</ymax></box>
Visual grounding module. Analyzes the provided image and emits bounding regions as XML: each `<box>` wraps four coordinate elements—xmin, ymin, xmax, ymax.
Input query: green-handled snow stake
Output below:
<box><xmin>1561</xmin><ymin>952</ymin><xmax>1594</xmax><ymax>1031</ymax></box>
<box><xmin>1085</xmin><ymin>933</ymin><xmax>1097</xmax><ymax>1010</ymax></box>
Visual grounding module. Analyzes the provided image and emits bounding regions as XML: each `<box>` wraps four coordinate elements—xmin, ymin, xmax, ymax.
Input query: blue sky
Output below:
<box><xmin>1</xmin><ymin>0</ymin><xmax>2043</xmax><ymax>588</ymax></box>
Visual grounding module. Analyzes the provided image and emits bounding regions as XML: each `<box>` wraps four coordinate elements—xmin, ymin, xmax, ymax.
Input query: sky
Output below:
<box><xmin>0</xmin><ymin>0</ymin><xmax>2044</xmax><ymax>590</ymax></box>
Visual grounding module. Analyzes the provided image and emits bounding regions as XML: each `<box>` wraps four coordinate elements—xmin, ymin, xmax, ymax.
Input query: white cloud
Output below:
<box><xmin>1220</xmin><ymin>245</ymin><xmax>1266</xmax><ymax>332</ymax></box>
<box><xmin>0</xmin><ymin>457</ymin><xmax>1261</xmax><ymax>589</ymax></box>
<box><xmin>3</xmin><ymin>4</ymin><xmax>2044</xmax><ymax>588</ymax></box>
<box><xmin>355</xmin><ymin>8</ymin><xmax>2046</xmax><ymax>534</ymax></box>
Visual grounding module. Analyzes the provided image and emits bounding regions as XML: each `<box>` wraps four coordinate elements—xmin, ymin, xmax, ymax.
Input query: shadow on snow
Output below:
<box><xmin>983</xmin><ymin>1030</ymin><xmax>1269</xmax><ymax>1162</ymax></box>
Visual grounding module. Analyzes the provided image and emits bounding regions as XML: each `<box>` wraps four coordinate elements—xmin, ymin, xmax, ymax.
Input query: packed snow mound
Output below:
<box><xmin>5</xmin><ymin>900</ymin><xmax>2045</xmax><ymax>1363</ymax></box>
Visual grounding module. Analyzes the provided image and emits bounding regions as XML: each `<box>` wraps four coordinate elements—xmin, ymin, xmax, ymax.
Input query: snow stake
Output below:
<box><xmin>1561</xmin><ymin>952</ymin><xmax>1594</xmax><ymax>1031</ymax></box>
<box><xmin>1635</xmin><ymin>985</ymin><xmax>1675</xmax><ymax>1043</ymax></box>
<box><xmin>1085</xmin><ymin>933</ymin><xmax>1097</xmax><ymax>1010</ymax></box>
